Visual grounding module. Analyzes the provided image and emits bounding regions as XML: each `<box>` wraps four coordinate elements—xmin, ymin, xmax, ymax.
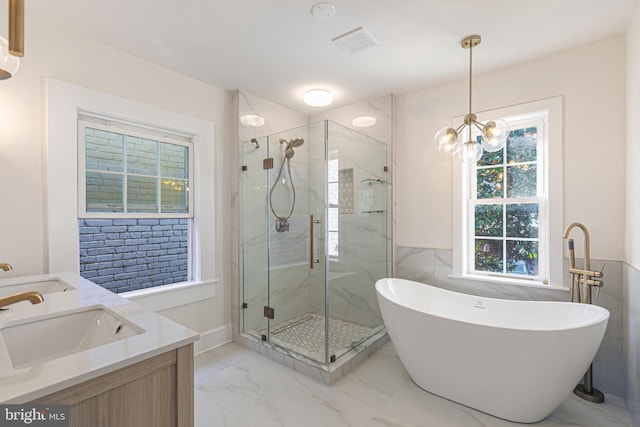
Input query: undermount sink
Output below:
<box><xmin>0</xmin><ymin>278</ymin><xmax>75</xmax><ymax>298</ymax></box>
<box><xmin>0</xmin><ymin>305</ymin><xmax>145</xmax><ymax>369</ymax></box>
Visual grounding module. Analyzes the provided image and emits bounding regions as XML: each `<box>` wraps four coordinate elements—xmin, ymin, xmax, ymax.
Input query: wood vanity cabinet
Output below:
<box><xmin>30</xmin><ymin>344</ymin><xmax>194</xmax><ymax>427</ymax></box>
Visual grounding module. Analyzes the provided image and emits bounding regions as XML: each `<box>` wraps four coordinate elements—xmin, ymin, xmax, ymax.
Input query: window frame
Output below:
<box><xmin>467</xmin><ymin>114</ymin><xmax>547</xmax><ymax>282</ymax></box>
<box><xmin>78</xmin><ymin>116</ymin><xmax>194</xmax><ymax>219</ymax></box>
<box><xmin>327</xmin><ymin>157</ymin><xmax>340</xmax><ymax>259</ymax></box>
<box><xmin>452</xmin><ymin>97</ymin><xmax>564</xmax><ymax>289</ymax></box>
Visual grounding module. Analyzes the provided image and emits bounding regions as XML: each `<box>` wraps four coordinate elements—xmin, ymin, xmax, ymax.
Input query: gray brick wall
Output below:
<box><xmin>79</xmin><ymin>218</ymin><xmax>189</xmax><ymax>293</ymax></box>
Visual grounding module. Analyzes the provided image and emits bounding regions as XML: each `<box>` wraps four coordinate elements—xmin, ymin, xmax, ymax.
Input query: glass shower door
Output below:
<box><xmin>326</xmin><ymin>121</ymin><xmax>389</xmax><ymax>362</ymax></box>
<box><xmin>240</xmin><ymin>136</ymin><xmax>269</xmax><ymax>341</ymax></box>
<box><xmin>265</xmin><ymin>124</ymin><xmax>328</xmax><ymax>364</ymax></box>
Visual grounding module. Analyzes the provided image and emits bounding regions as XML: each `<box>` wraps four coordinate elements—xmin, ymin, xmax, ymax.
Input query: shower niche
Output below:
<box><xmin>239</xmin><ymin>120</ymin><xmax>391</xmax><ymax>378</ymax></box>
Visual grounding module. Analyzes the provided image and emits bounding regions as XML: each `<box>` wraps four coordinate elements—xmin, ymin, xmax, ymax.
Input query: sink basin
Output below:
<box><xmin>0</xmin><ymin>278</ymin><xmax>75</xmax><ymax>298</ymax></box>
<box><xmin>0</xmin><ymin>305</ymin><xmax>144</xmax><ymax>369</ymax></box>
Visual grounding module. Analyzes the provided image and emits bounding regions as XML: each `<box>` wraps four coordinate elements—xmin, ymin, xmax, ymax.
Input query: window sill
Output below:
<box><xmin>122</xmin><ymin>279</ymin><xmax>218</xmax><ymax>311</ymax></box>
<box><xmin>448</xmin><ymin>274</ymin><xmax>569</xmax><ymax>292</ymax></box>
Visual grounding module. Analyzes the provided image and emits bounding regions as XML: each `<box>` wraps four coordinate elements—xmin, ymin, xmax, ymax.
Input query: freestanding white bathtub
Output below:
<box><xmin>375</xmin><ymin>278</ymin><xmax>609</xmax><ymax>423</ymax></box>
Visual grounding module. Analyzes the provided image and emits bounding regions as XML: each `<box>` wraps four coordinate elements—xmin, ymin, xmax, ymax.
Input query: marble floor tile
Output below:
<box><xmin>195</xmin><ymin>389</ymin><xmax>249</xmax><ymax>427</ymax></box>
<box><xmin>194</xmin><ymin>341</ymin><xmax>252</xmax><ymax>387</ymax></box>
<box><xmin>194</xmin><ymin>342</ymin><xmax>632</xmax><ymax>427</ymax></box>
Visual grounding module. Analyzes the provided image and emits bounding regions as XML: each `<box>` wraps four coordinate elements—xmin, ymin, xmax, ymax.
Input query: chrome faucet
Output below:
<box><xmin>0</xmin><ymin>263</ymin><xmax>12</xmax><ymax>272</ymax></box>
<box><xmin>563</xmin><ymin>222</ymin><xmax>605</xmax><ymax>403</ymax></box>
<box><xmin>0</xmin><ymin>291</ymin><xmax>44</xmax><ymax>310</ymax></box>
<box><xmin>563</xmin><ymin>223</ymin><xmax>604</xmax><ymax>303</ymax></box>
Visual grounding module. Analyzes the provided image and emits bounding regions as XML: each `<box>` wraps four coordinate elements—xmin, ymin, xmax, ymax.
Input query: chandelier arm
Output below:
<box><xmin>455</xmin><ymin>122</ymin><xmax>467</xmax><ymax>133</ymax></box>
<box><xmin>472</xmin><ymin>121</ymin><xmax>485</xmax><ymax>132</ymax></box>
<box><xmin>468</xmin><ymin>38</ymin><xmax>473</xmax><ymax>117</ymax></box>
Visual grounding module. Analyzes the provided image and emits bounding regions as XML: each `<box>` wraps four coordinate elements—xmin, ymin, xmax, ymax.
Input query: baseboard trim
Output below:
<box><xmin>194</xmin><ymin>324</ymin><xmax>233</xmax><ymax>355</ymax></box>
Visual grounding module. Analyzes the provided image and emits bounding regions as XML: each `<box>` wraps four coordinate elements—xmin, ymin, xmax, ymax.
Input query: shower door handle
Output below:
<box><xmin>310</xmin><ymin>215</ymin><xmax>321</xmax><ymax>269</ymax></box>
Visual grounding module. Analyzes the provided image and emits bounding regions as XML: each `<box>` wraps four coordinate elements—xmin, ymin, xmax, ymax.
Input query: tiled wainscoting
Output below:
<box><xmin>624</xmin><ymin>262</ymin><xmax>640</xmax><ymax>427</ymax></box>
<box><xmin>397</xmin><ymin>246</ymin><xmax>640</xmax><ymax>427</ymax></box>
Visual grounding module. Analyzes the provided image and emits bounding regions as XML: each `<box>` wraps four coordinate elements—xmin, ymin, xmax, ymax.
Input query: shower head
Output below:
<box><xmin>288</xmin><ymin>138</ymin><xmax>304</xmax><ymax>148</ymax></box>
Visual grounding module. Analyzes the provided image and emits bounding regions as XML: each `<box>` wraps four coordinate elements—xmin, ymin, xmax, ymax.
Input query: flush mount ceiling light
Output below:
<box><xmin>240</xmin><ymin>114</ymin><xmax>265</xmax><ymax>127</ymax></box>
<box><xmin>435</xmin><ymin>35</ymin><xmax>510</xmax><ymax>163</ymax></box>
<box><xmin>304</xmin><ymin>89</ymin><xmax>333</xmax><ymax>107</ymax></box>
<box><xmin>0</xmin><ymin>0</ymin><xmax>24</xmax><ymax>80</ymax></box>
<box><xmin>352</xmin><ymin>116</ymin><xmax>376</xmax><ymax>128</ymax></box>
<box><xmin>311</xmin><ymin>2</ymin><xmax>335</xmax><ymax>20</ymax></box>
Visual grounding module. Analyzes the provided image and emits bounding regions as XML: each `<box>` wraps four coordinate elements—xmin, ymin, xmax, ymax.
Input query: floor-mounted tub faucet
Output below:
<box><xmin>563</xmin><ymin>222</ymin><xmax>605</xmax><ymax>403</ymax></box>
<box><xmin>563</xmin><ymin>223</ymin><xmax>605</xmax><ymax>303</ymax></box>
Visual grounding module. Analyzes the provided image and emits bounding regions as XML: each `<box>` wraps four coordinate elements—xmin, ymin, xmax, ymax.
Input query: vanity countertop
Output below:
<box><xmin>0</xmin><ymin>272</ymin><xmax>199</xmax><ymax>403</ymax></box>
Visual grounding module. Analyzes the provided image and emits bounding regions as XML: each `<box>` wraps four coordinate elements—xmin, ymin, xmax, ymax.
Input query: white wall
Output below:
<box><xmin>0</xmin><ymin>8</ymin><xmax>231</xmax><ymax>342</ymax></box>
<box><xmin>396</xmin><ymin>35</ymin><xmax>626</xmax><ymax>261</ymax></box>
<box><xmin>627</xmin><ymin>3</ymin><xmax>640</xmax><ymax>270</ymax></box>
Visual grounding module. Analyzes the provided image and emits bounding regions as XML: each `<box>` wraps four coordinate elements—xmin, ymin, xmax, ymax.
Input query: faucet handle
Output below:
<box><xmin>595</xmin><ymin>262</ymin><xmax>606</xmax><ymax>278</ymax></box>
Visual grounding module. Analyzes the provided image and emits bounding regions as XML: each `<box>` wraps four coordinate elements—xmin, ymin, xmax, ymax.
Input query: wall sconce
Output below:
<box><xmin>0</xmin><ymin>0</ymin><xmax>24</xmax><ymax>80</ymax></box>
<box><xmin>240</xmin><ymin>114</ymin><xmax>266</xmax><ymax>127</ymax></box>
<box><xmin>352</xmin><ymin>115</ymin><xmax>376</xmax><ymax>128</ymax></box>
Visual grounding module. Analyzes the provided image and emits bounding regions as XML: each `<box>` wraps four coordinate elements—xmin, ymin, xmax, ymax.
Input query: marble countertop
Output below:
<box><xmin>0</xmin><ymin>272</ymin><xmax>199</xmax><ymax>403</ymax></box>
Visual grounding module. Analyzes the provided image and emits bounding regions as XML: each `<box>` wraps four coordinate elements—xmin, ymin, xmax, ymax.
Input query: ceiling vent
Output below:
<box><xmin>332</xmin><ymin>27</ymin><xmax>378</xmax><ymax>54</ymax></box>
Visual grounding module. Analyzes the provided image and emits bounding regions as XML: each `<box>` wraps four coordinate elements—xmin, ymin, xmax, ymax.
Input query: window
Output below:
<box><xmin>78</xmin><ymin>117</ymin><xmax>193</xmax><ymax>217</ymax></box>
<box><xmin>327</xmin><ymin>158</ymin><xmax>339</xmax><ymax>258</ymax></box>
<box><xmin>470</xmin><ymin>116</ymin><xmax>545</xmax><ymax>280</ymax></box>
<box><xmin>452</xmin><ymin>97</ymin><xmax>564</xmax><ymax>288</ymax></box>
<box><xmin>77</xmin><ymin>114</ymin><xmax>194</xmax><ymax>293</ymax></box>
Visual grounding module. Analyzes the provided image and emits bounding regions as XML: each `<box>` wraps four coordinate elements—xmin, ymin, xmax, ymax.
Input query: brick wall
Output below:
<box><xmin>79</xmin><ymin>218</ymin><xmax>189</xmax><ymax>293</ymax></box>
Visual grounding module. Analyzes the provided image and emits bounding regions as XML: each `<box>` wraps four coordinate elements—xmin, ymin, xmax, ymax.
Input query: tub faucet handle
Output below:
<box><xmin>596</xmin><ymin>262</ymin><xmax>606</xmax><ymax>278</ymax></box>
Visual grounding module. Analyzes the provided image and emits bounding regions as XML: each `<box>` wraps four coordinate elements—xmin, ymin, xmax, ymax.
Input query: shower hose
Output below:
<box><xmin>269</xmin><ymin>154</ymin><xmax>296</xmax><ymax>229</ymax></box>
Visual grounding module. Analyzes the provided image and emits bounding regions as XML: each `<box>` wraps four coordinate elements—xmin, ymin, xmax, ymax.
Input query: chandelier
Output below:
<box><xmin>435</xmin><ymin>35</ymin><xmax>510</xmax><ymax>163</ymax></box>
<box><xmin>0</xmin><ymin>0</ymin><xmax>24</xmax><ymax>80</ymax></box>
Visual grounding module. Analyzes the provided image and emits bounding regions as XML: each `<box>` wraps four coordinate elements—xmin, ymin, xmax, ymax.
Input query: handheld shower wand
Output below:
<box><xmin>269</xmin><ymin>137</ymin><xmax>305</xmax><ymax>232</ymax></box>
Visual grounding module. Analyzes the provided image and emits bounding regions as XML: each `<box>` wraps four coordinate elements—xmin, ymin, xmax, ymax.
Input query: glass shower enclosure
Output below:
<box><xmin>240</xmin><ymin>120</ymin><xmax>390</xmax><ymax>365</ymax></box>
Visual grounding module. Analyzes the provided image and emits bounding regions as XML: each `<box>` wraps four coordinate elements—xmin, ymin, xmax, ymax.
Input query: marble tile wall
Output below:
<box><xmin>310</xmin><ymin>95</ymin><xmax>394</xmax><ymax>145</ymax></box>
<box><xmin>624</xmin><ymin>262</ymin><xmax>640</xmax><ymax>427</ymax></box>
<box><xmin>396</xmin><ymin>246</ymin><xmax>626</xmax><ymax>399</ymax></box>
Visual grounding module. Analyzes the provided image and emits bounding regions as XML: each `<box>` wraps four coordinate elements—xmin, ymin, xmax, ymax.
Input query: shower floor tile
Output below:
<box><xmin>262</xmin><ymin>313</ymin><xmax>375</xmax><ymax>361</ymax></box>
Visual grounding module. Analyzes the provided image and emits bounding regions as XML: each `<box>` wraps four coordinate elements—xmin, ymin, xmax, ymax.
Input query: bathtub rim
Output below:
<box><xmin>375</xmin><ymin>278</ymin><xmax>610</xmax><ymax>333</ymax></box>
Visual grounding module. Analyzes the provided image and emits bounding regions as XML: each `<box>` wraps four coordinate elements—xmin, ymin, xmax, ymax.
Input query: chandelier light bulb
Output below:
<box><xmin>481</xmin><ymin>119</ymin><xmax>510</xmax><ymax>152</ymax></box>
<box><xmin>435</xmin><ymin>127</ymin><xmax>460</xmax><ymax>155</ymax></box>
<box><xmin>0</xmin><ymin>36</ymin><xmax>19</xmax><ymax>80</ymax></box>
<box><xmin>459</xmin><ymin>140</ymin><xmax>483</xmax><ymax>163</ymax></box>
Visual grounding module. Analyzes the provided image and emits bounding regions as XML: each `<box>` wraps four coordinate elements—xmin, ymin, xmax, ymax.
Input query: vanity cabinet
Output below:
<box><xmin>30</xmin><ymin>344</ymin><xmax>194</xmax><ymax>427</ymax></box>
